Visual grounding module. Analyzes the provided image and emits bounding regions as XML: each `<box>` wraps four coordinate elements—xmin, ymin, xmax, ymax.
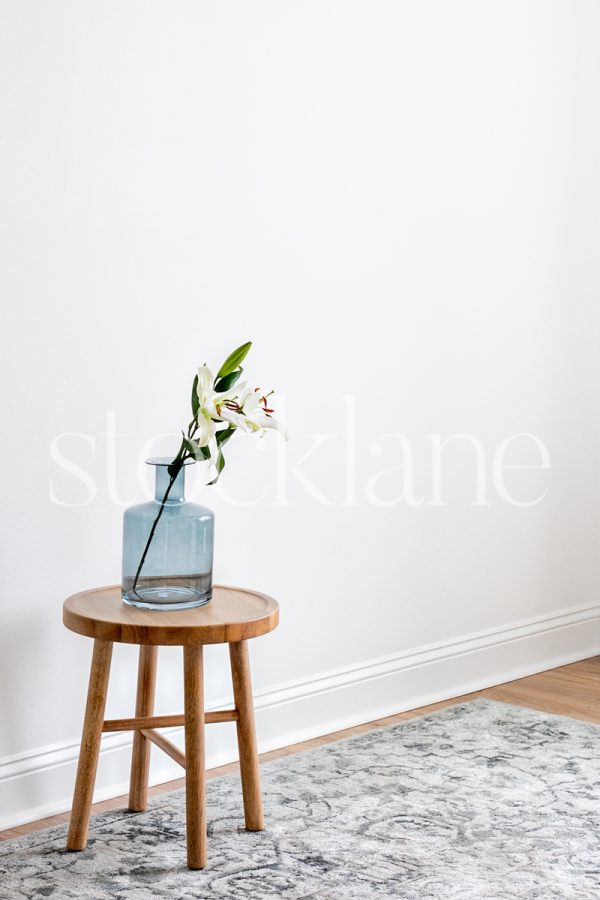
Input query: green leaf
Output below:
<box><xmin>216</xmin><ymin>426</ymin><xmax>236</xmax><ymax>446</ymax></box>
<box><xmin>191</xmin><ymin>374</ymin><xmax>199</xmax><ymax>416</ymax></box>
<box><xmin>183</xmin><ymin>437</ymin><xmax>210</xmax><ymax>461</ymax></box>
<box><xmin>214</xmin><ymin>369</ymin><xmax>242</xmax><ymax>393</ymax></box>
<box><xmin>208</xmin><ymin>449</ymin><xmax>226</xmax><ymax>484</ymax></box>
<box><xmin>216</xmin><ymin>341</ymin><xmax>252</xmax><ymax>380</ymax></box>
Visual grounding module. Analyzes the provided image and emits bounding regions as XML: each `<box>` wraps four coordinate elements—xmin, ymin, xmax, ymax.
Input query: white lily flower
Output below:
<box><xmin>207</xmin><ymin>382</ymin><xmax>248</xmax><ymax>420</ymax></box>
<box><xmin>195</xmin><ymin>366</ymin><xmax>242</xmax><ymax>443</ymax></box>
<box><xmin>191</xmin><ymin>363</ymin><xmax>287</xmax><ymax>477</ymax></box>
<box><xmin>239</xmin><ymin>388</ymin><xmax>288</xmax><ymax>439</ymax></box>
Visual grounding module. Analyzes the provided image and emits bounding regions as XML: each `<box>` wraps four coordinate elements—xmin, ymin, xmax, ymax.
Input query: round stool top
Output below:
<box><xmin>63</xmin><ymin>585</ymin><xmax>279</xmax><ymax>646</ymax></box>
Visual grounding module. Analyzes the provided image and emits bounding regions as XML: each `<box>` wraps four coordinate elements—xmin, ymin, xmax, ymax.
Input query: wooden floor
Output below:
<box><xmin>2</xmin><ymin>656</ymin><xmax>599</xmax><ymax>842</ymax></box>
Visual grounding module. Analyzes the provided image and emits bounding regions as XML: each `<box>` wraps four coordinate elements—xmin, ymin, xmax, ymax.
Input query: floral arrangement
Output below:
<box><xmin>171</xmin><ymin>340</ymin><xmax>286</xmax><ymax>482</ymax></box>
<box><xmin>131</xmin><ymin>341</ymin><xmax>285</xmax><ymax>592</ymax></box>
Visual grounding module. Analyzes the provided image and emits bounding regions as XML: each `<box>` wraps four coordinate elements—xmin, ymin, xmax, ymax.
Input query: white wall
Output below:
<box><xmin>1</xmin><ymin>1</ymin><xmax>599</xmax><ymax>828</ymax></box>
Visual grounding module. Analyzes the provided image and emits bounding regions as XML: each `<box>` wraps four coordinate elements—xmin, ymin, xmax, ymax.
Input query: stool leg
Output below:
<box><xmin>128</xmin><ymin>645</ymin><xmax>158</xmax><ymax>811</ymax></box>
<box><xmin>229</xmin><ymin>640</ymin><xmax>264</xmax><ymax>831</ymax></box>
<box><xmin>183</xmin><ymin>643</ymin><xmax>206</xmax><ymax>869</ymax></box>
<box><xmin>67</xmin><ymin>639</ymin><xmax>113</xmax><ymax>850</ymax></box>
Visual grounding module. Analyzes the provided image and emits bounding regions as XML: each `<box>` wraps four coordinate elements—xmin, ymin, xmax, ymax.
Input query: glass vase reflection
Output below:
<box><xmin>122</xmin><ymin>458</ymin><xmax>214</xmax><ymax>610</ymax></box>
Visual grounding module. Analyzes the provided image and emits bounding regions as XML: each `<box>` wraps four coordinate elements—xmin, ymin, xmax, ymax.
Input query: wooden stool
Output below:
<box><xmin>63</xmin><ymin>585</ymin><xmax>279</xmax><ymax>869</ymax></box>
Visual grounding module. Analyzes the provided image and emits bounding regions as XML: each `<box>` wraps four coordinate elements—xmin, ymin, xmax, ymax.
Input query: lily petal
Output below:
<box><xmin>207</xmin><ymin>435</ymin><xmax>218</xmax><ymax>462</ymax></box>
<box><xmin>259</xmin><ymin>417</ymin><xmax>288</xmax><ymax>439</ymax></box>
<box><xmin>195</xmin><ymin>411</ymin><xmax>216</xmax><ymax>447</ymax></box>
<box><xmin>197</xmin><ymin>366</ymin><xmax>214</xmax><ymax>405</ymax></box>
<box><xmin>218</xmin><ymin>407</ymin><xmax>247</xmax><ymax>430</ymax></box>
<box><xmin>216</xmin><ymin>381</ymin><xmax>247</xmax><ymax>404</ymax></box>
<box><xmin>242</xmin><ymin>390</ymin><xmax>261</xmax><ymax>414</ymax></box>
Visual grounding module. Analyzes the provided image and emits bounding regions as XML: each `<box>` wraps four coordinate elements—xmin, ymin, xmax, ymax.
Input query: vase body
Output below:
<box><xmin>122</xmin><ymin>458</ymin><xmax>214</xmax><ymax>610</ymax></box>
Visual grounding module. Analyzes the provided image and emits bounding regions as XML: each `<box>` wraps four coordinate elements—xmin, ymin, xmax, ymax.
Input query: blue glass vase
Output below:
<box><xmin>122</xmin><ymin>458</ymin><xmax>214</xmax><ymax>610</ymax></box>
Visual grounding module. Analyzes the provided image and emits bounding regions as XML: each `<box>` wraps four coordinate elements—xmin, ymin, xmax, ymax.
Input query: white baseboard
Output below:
<box><xmin>1</xmin><ymin>603</ymin><xmax>598</xmax><ymax>832</ymax></box>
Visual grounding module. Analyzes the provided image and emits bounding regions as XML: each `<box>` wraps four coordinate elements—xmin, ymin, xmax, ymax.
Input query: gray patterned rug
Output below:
<box><xmin>2</xmin><ymin>700</ymin><xmax>600</xmax><ymax>899</ymax></box>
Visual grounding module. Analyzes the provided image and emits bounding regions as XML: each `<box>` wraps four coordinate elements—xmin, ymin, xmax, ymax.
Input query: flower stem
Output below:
<box><xmin>131</xmin><ymin>452</ymin><xmax>186</xmax><ymax>594</ymax></box>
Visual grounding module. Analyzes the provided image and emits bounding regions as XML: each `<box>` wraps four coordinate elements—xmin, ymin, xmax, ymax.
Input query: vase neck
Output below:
<box><xmin>153</xmin><ymin>463</ymin><xmax>186</xmax><ymax>503</ymax></box>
